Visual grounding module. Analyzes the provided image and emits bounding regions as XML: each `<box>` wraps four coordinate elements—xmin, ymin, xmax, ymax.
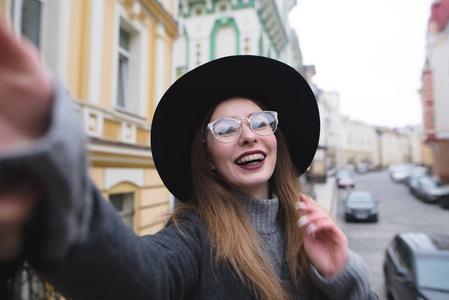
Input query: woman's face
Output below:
<box><xmin>206</xmin><ymin>98</ymin><xmax>277</xmax><ymax>199</ymax></box>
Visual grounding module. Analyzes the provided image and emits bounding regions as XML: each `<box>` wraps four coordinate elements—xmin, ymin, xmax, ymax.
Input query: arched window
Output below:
<box><xmin>210</xmin><ymin>17</ymin><xmax>239</xmax><ymax>60</ymax></box>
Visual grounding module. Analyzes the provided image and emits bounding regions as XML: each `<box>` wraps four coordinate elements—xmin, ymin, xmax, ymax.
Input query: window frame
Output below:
<box><xmin>116</xmin><ymin>28</ymin><xmax>132</xmax><ymax>109</ymax></box>
<box><xmin>10</xmin><ymin>0</ymin><xmax>45</xmax><ymax>49</ymax></box>
<box><xmin>112</xmin><ymin>3</ymin><xmax>148</xmax><ymax>118</ymax></box>
<box><xmin>109</xmin><ymin>192</ymin><xmax>135</xmax><ymax>230</ymax></box>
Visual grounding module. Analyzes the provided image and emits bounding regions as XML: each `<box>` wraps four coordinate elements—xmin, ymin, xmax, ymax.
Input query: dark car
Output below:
<box><xmin>439</xmin><ymin>195</ymin><xmax>449</xmax><ymax>209</ymax></box>
<box><xmin>414</xmin><ymin>177</ymin><xmax>449</xmax><ymax>203</ymax></box>
<box><xmin>336</xmin><ymin>169</ymin><xmax>355</xmax><ymax>189</ymax></box>
<box><xmin>344</xmin><ymin>191</ymin><xmax>378</xmax><ymax>222</ymax></box>
<box><xmin>384</xmin><ymin>232</ymin><xmax>449</xmax><ymax>300</ymax></box>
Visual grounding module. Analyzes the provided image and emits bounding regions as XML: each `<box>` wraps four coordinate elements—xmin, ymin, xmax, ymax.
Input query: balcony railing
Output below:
<box><xmin>3</xmin><ymin>262</ymin><xmax>66</xmax><ymax>300</ymax></box>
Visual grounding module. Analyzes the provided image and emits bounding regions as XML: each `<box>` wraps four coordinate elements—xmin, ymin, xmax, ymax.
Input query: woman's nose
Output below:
<box><xmin>239</xmin><ymin>121</ymin><xmax>257</xmax><ymax>145</ymax></box>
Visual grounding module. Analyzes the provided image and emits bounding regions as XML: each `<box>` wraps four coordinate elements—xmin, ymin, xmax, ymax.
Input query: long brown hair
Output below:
<box><xmin>172</xmin><ymin>99</ymin><xmax>318</xmax><ymax>299</ymax></box>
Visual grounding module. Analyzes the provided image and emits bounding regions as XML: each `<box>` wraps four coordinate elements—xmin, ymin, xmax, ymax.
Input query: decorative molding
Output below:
<box><xmin>181</xmin><ymin>0</ymin><xmax>255</xmax><ymax>17</ymax></box>
<box><xmin>74</xmin><ymin>98</ymin><xmax>151</xmax><ymax>148</ymax></box>
<box><xmin>120</xmin><ymin>0</ymin><xmax>147</xmax><ymax>21</ymax></box>
<box><xmin>140</xmin><ymin>0</ymin><xmax>179</xmax><ymax>38</ymax></box>
<box><xmin>210</xmin><ymin>16</ymin><xmax>240</xmax><ymax>59</ymax></box>
<box><xmin>257</xmin><ymin>0</ymin><xmax>287</xmax><ymax>52</ymax></box>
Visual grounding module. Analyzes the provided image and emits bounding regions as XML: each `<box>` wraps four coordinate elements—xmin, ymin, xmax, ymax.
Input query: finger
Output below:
<box><xmin>298</xmin><ymin>210</ymin><xmax>341</xmax><ymax>241</ymax></box>
<box><xmin>0</xmin><ymin>15</ymin><xmax>26</xmax><ymax>63</ymax></box>
<box><xmin>297</xmin><ymin>215</ymin><xmax>319</xmax><ymax>240</ymax></box>
<box><xmin>296</xmin><ymin>194</ymin><xmax>321</xmax><ymax>214</ymax></box>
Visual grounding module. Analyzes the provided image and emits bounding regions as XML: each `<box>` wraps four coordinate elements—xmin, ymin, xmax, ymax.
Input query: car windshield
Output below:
<box><xmin>421</xmin><ymin>179</ymin><xmax>443</xmax><ymax>189</ymax></box>
<box><xmin>347</xmin><ymin>195</ymin><xmax>372</xmax><ymax>204</ymax></box>
<box><xmin>337</xmin><ymin>171</ymin><xmax>351</xmax><ymax>177</ymax></box>
<box><xmin>411</xmin><ymin>175</ymin><xmax>427</xmax><ymax>183</ymax></box>
<box><xmin>416</xmin><ymin>257</ymin><xmax>449</xmax><ymax>292</ymax></box>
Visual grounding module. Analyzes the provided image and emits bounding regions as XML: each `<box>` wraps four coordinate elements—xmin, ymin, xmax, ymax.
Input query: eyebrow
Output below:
<box><xmin>226</xmin><ymin>111</ymin><xmax>260</xmax><ymax>120</ymax></box>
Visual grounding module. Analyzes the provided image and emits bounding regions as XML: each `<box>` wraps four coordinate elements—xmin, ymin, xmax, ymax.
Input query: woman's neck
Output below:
<box><xmin>237</xmin><ymin>183</ymin><xmax>270</xmax><ymax>200</ymax></box>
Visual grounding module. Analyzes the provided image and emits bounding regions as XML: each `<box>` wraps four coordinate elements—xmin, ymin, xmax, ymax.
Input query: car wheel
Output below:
<box><xmin>371</xmin><ymin>214</ymin><xmax>378</xmax><ymax>223</ymax></box>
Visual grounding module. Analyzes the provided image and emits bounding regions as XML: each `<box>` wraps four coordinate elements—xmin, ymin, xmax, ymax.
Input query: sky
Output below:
<box><xmin>289</xmin><ymin>0</ymin><xmax>434</xmax><ymax>128</ymax></box>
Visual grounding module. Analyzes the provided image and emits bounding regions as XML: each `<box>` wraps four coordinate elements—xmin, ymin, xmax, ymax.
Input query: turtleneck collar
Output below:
<box><xmin>237</xmin><ymin>193</ymin><xmax>280</xmax><ymax>235</ymax></box>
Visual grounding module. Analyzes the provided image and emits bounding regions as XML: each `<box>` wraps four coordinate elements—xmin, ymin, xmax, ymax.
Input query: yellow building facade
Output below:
<box><xmin>2</xmin><ymin>0</ymin><xmax>179</xmax><ymax>235</ymax></box>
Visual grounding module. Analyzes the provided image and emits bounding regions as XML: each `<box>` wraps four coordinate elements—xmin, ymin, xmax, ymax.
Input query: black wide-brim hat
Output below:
<box><xmin>151</xmin><ymin>55</ymin><xmax>320</xmax><ymax>202</ymax></box>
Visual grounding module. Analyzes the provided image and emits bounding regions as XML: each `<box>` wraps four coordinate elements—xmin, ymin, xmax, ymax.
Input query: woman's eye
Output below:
<box><xmin>253</xmin><ymin>121</ymin><xmax>268</xmax><ymax>129</ymax></box>
<box><xmin>215</xmin><ymin>123</ymin><xmax>239</xmax><ymax>136</ymax></box>
<box><xmin>218</xmin><ymin>127</ymin><xmax>235</xmax><ymax>135</ymax></box>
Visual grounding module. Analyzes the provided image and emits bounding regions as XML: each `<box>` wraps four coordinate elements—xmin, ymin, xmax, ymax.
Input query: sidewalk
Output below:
<box><xmin>313</xmin><ymin>176</ymin><xmax>337</xmax><ymax>214</ymax></box>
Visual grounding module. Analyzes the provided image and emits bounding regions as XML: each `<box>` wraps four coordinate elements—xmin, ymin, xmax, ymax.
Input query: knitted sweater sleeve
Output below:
<box><xmin>310</xmin><ymin>250</ymin><xmax>379</xmax><ymax>300</ymax></box>
<box><xmin>38</xmin><ymin>190</ymin><xmax>203</xmax><ymax>300</ymax></box>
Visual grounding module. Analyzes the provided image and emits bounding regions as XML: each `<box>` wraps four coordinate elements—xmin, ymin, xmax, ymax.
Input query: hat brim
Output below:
<box><xmin>151</xmin><ymin>55</ymin><xmax>320</xmax><ymax>202</ymax></box>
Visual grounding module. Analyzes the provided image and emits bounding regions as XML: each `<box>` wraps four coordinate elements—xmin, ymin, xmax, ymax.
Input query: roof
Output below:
<box><xmin>348</xmin><ymin>191</ymin><xmax>372</xmax><ymax>197</ymax></box>
<box><xmin>399</xmin><ymin>232</ymin><xmax>449</xmax><ymax>255</ymax></box>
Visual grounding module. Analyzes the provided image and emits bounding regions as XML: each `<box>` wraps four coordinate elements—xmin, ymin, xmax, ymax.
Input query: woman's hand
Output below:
<box><xmin>296</xmin><ymin>194</ymin><xmax>349</xmax><ymax>277</ymax></box>
<box><xmin>0</xmin><ymin>15</ymin><xmax>54</xmax><ymax>152</ymax></box>
<box><xmin>0</xmin><ymin>15</ymin><xmax>53</xmax><ymax>260</ymax></box>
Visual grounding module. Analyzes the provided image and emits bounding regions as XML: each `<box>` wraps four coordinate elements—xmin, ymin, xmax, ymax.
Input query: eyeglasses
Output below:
<box><xmin>207</xmin><ymin>111</ymin><xmax>278</xmax><ymax>143</ymax></box>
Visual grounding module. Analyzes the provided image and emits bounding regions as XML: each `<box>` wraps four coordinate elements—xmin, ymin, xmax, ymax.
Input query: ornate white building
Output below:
<box><xmin>174</xmin><ymin>0</ymin><xmax>303</xmax><ymax>74</ymax></box>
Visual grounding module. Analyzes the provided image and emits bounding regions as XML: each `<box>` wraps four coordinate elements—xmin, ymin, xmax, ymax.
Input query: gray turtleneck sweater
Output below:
<box><xmin>239</xmin><ymin>194</ymin><xmax>284</xmax><ymax>277</ymax></box>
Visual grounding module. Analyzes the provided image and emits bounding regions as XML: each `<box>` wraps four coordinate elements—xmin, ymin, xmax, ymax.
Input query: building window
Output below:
<box><xmin>116</xmin><ymin>28</ymin><xmax>131</xmax><ymax>109</ymax></box>
<box><xmin>113</xmin><ymin>3</ymin><xmax>148</xmax><ymax>117</ymax></box>
<box><xmin>10</xmin><ymin>0</ymin><xmax>44</xmax><ymax>48</ymax></box>
<box><xmin>110</xmin><ymin>193</ymin><xmax>135</xmax><ymax>229</ymax></box>
<box><xmin>211</xmin><ymin>17</ymin><xmax>239</xmax><ymax>59</ymax></box>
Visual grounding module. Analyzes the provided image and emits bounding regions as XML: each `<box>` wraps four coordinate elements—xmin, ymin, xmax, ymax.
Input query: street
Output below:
<box><xmin>335</xmin><ymin>170</ymin><xmax>449</xmax><ymax>300</ymax></box>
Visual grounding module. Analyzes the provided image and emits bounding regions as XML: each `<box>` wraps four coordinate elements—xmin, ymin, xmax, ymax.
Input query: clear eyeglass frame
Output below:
<box><xmin>206</xmin><ymin>111</ymin><xmax>278</xmax><ymax>144</ymax></box>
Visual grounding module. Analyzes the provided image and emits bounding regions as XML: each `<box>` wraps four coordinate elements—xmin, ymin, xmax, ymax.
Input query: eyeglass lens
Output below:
<box><xmin>212</xmin><ymin>111</ymin><xmax>277</xmax><ymax>143</ymax></box>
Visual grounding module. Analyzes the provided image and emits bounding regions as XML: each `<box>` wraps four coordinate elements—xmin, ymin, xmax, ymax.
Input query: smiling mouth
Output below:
<box><xmin>235</xmin><ymin>153</ymin><xmax>265</xmax><ymax>166</ymax></box>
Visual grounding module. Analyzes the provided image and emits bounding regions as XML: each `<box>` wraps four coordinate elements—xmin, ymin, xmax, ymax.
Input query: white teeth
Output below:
<box><xmin>236</xmin><ymin>153</ymin><xmax>265</xmax><ymax>164</ymax></box>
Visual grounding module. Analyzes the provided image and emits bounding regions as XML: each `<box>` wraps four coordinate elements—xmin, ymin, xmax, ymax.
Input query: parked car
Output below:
<box><xmin>439</xmin><ymin>195</ymin><xmax>449</xmax><ymax>209</ymax></box>
<box><xmin>390</xmin><ymin>164</ymin><xmax>415</xmax><ymax>183</ymax></box>
<box><xmin>336</xmin><ymin>169</ymin><xmax>355</xmax><ymax>189</ymax></box>
<box><xmin>404</xmin><ymin>166</ymin><xmax>428</xmax><ymax>187</ymax></box>
<box><xmin>326</xmin><ymin>167</ymin><xmax>337</xmax><ymax>177</ymax></box>
<box><xmin>408</xmin><ymin>173</ymin><xmax>430</xmax><ymax>196</ymax></box>
<box><xmin>384</xmin><ymin>232</ymin><xmax>449</xmax><ymax>300</ymax></box>
<box><xmin>414</xmin><ymin>177</ymin><xmax>449</xmax><ymax>203</ymax></box>
<box><xmin>344</xmin><ymin>191</ymin><xmax>378</xmax><ymax>222</ymax></box>
<box><xmin>355</xmin><ymin>163</ymin><xmax>368</xmax><ymax>174</ymax></box>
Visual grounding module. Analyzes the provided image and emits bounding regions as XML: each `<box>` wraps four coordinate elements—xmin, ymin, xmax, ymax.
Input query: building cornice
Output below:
<box><xmin>122</xmin><ymin>0</ymin><xmax>179</xmax><ymax>38</ymax></box>
<box><xmin>88</xmin><ymin>138</ymin><xmax>154</xmax><ymax>167</ymax></box>
<box><xmin>257</xmin><ymin>0</ymin><xmax>288</xmax><ymax>52</ymax></box>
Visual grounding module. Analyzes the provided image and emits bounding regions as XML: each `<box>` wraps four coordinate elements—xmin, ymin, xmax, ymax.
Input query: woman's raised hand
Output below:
<box><xmin>296</xmin><ymin>194</ymin><xmax>349</xmax><ymax>277</ymax></box>
<box><xmin>0</xmin><ymin>15</ymin><xmax>54</xmax><ymax>152</ymax></box>
<box><xmin>0</xmin><ymin>15</ymin><xmax>52</xmax><ymax>261</ymax></box>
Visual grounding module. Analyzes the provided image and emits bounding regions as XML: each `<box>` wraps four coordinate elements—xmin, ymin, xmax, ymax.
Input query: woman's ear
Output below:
<box><xmin>208</xmin><ymin>161</ymin><xmax>216</xmax><ymax>170</ymax></box>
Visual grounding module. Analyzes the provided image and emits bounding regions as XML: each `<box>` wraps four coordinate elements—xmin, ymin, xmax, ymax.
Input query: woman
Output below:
<box><xmin>0</xmin><ymin>16</ymin><xmax>378</xmax><ymax>299</ymax></box>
